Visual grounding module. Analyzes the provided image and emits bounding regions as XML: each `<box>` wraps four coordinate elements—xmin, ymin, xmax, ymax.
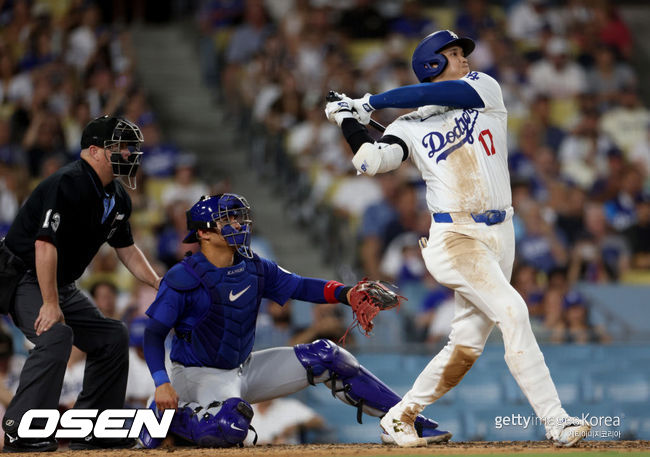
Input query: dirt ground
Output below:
<box><xmin>43</xmin><ymin>441</ymin><xmax>650</xmax><ymax>457</ymax></box>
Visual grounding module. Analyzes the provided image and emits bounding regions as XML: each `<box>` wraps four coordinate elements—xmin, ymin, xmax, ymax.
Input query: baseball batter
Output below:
<box><xmin>325</xmin><ymin>30</ymin><xmax>590</xmax><ymax>448</ymax></box>
<box><xmin>138</xmin><ymin>193</ymin><xmax>450</xmax><ymax>448</ymax></box>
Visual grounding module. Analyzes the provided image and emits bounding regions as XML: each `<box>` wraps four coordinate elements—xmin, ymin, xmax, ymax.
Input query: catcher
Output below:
<box><xmin>139</xmin><ymin>193</ymin><xmax>450</xmax><ymax>448</ymax></box>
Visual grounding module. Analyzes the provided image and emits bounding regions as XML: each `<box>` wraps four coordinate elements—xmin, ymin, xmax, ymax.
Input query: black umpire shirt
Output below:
<box><xmin>5</xmin><ymin>159</ymin><xmax>133</xmax><ymax>286</ymax></box>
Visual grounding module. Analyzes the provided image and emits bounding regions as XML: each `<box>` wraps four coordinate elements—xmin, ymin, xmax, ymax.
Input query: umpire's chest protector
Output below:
<box><xmin>174</xmin><ymin>253</ymin><xmax>264</xmax><ymax>369</ymax></box>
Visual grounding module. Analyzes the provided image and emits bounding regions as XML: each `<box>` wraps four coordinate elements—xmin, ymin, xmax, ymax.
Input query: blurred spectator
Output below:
<box><xmin>254</xmin><ymin>300</ymin><xmax>293</xmax><ymax>349</ymax></box>
<box><xmin>140</xmin><ymin>120</ymin><xmax>180</xmax><ymax>179</ymax></box>
<box><xmin>528</xmin><ymin>94</ymin><xmax>566</xmax><ymax>151</ymax></box>
<box><xmin>528</xmin><ymin>37</ymin><xmax>587</xmax><ymax>99</ymax></box>
<box><xmin>516</xmin><ymin>201</ymin><xmax>568</xmax><ymax>274</ymax></box>
<box><xmin>247</xmin><ymin>398</ymin><xmax>325</xmax><ymax>445</ymax></box>
<box><xmin>65</xmin><ymin>4</ymin><xmax>102</xmax><ymax>72</ymax></box>
<box><xmin>390</xmin><ymin>0</ymin><xmax>435</xmax><ymax>38</ymax></box>
<box><xmin>603</xmin><ymin>165</ymin><xmax>644</xmax><ymax>232</ymax></box>
<box><xmin>512</xmin><ymin>263</ymin><xmax>545</xmax><ymax>319</ymax></box>
<box><xmin>539</xmin><ymin>267</ymin><xmax>569</xmax><ymax>343</ymax></box>
<box><xmin>455</xmin><ymin>0</ymin><xmax>497</xmax><ymax>39</ymax></box>
<box><xmin>89</xmin><ymin>280</ymin><xmax>121</xmax><ymax>320</ymax></box>
<box><xmin>380</xmin><ymin>232</ymin><xmax>426</xmax><ymax>286</ymax></box>
<box><xmin>59</xmin><ymin>346</ymin><xmax>86</xmax><ymax>409</ymax></box>
<box><xmin>555</xmin><ymin>184</ymin><xmax>586</xmax><ymax>245</ymax></box>
<box><xmin>126</xmin><ymin>316</ymin><xmax>155</xmax><ymax>407</ymax></box>
<box><xmin>624</xmin><ymin>193</ymin><xmax>650</xmax><ymax>270</ymax></box>
<box><xmin>586</xmin><ymin>46</ymin><xmax>636</xmax><ymax>110</ymax></box>
<box><xmin>289</xmin><ymin>303</ymin><xmax>347</xmax><ymax>346</ymax></box>
<box><xmin>338</xmin><ymin>0</ymin><xmax>388</xmax><ymax>39</ymax></box>
<box><xmin>558</xmin><ymin>110</ymin><xmax>612</xmax><ymax>190</ymax></box>
<box><xmin>600</xmin><ymin>87</ymin><xmax>650</xmax><ymax>157</ymax></box>
<box><xmin>562</xmin><ymin>291</ymin><xmax>610</xmax><ymax>344</ymax></box>
<box><xmin>0</xmin><ymin>329</ymin><xmax>14</xmax><ymax>409</ymax></box>
<box><xmin>568</xmin><ymin>203</ymin><xmax>629</xmax><ymax>283</ymax></box>
<box><xmin>160</xmin><ymin>153</ymin><xmax>209</xmax><ymax>210</ymax></box>
<box><xmin>629</xmin><ymin>123</ymin><xmax>650</xmax><ymax>178</ymax></box>
<box><xmin>156</xmin><ymin>201</ymin><xmax>191</xmax><ymax>269</ymax></box>
<box><xmin>507</xmin><ymin>0</ymin><xmax>553</xmax><ymax>49</ymax></box>
<box><xmin>592</xmin><ymin>1</ymin><xmax>633</xmax><ymax>60</ymax></box>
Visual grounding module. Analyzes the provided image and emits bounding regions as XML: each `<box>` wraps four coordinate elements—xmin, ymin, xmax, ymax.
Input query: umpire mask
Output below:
<box><xmin>105</xmin><ymin>119</ymin><xmax>144</xmax><ymax>189</ymax></box>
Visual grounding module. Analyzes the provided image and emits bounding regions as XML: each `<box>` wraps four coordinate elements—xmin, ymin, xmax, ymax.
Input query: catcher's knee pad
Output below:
<box><xmin>294</xmin><ymin>339</ymin><xmax>405</xmax><ymax>422</ymax></box>
<box><xmin>170</xmin><ymin>398</ymin><xmax>255</xmax><ymax>448</ymax></box>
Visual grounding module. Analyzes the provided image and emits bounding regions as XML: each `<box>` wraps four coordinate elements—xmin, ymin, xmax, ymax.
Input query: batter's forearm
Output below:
<box><xmin>34</xmin><ymin>238</ymin><xmax>59</xmax><ymax>305</ymax></box>
<box><xmin>341</xmin><ymin>118</ymin><xmax>373</xmax><ymax>153</ymax></box>
<box><xmin>116</xmin><ymin>244</ymin><xmax>161</xmax><ymax>289</ymax></box>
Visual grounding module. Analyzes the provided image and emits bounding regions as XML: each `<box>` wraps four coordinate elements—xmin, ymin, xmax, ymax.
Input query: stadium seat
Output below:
<box><xmin>587</xmin><ymin>371</ymin><xmax>649</xmax><ymax>403</ymax></box>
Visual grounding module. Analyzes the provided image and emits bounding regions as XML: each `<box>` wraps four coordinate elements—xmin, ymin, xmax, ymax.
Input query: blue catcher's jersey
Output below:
<box><xmin>146</xmin><ymin>251</ymin><xmax>301</xmax><ymax>369</ymax></box>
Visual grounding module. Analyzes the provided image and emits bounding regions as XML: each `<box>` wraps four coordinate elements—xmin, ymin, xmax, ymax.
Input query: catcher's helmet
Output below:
<box><xmin>183</xmin><ymin>193</ymin><xmax>253</xmax><ymax>258</ymax></box>
<box><xmin>81</xmin><ymin>115</ymin><xmax>144</xmax><ymax>189</ymax></box>
<box><xmin>411</xmin><ymin>30</ymin><xmax>475</xmax><ymax>82</ymax></box>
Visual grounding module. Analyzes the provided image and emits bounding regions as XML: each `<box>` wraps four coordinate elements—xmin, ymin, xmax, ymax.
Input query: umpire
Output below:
<box><xmin>0</xmin><ymin>115</ymin><xmax>161</xmax><ymax>452</ymax></box>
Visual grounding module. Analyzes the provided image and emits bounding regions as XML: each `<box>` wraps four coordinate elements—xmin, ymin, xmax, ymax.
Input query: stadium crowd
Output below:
<box><xmin>0</xmin><ymin>0</ymin><xmax>648</xmax><ymax>433</ymax></box>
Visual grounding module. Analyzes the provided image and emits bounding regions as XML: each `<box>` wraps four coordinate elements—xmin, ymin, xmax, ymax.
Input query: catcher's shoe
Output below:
<box><xmin>379</xmin><ymin>408</ymin><xmax>428</xmax><ymax>447</ymax></box>
<box><xmin>549</xmin><ymin>417</ymin><xmax>591</xmax><ymax>447</ymax></box>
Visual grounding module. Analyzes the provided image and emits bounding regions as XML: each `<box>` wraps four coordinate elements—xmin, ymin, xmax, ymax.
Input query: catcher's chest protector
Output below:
<box><xmin>182</xmin><ymin>254</ymin><xmax>264</xmax><ymax>369</ymax></box>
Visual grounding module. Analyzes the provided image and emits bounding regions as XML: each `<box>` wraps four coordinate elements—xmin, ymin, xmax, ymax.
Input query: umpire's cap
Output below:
<box><xmin>81</xmin><ymin>115</ymin><xmax>142</xmax><ymax>149</ymax></box>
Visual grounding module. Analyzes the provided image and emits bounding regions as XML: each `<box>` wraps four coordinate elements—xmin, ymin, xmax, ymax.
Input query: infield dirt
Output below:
<box><xmin>38</xmin><ymin>440</ymin><xmax>650</xmax><ymax>457</ymax></box>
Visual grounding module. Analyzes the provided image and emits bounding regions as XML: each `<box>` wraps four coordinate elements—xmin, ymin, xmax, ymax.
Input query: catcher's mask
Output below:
<box><xmin>183</xmin><ymin>193</ymin><xmax>253</xmax><ymax>258</ymax></box>
<box><xmin>81</xmin><ymin>115</ymin><xmax>144</xmax><ymax>189</ymax></box>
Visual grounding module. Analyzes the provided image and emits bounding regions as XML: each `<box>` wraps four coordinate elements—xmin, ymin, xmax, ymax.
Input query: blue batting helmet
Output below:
<box><xmin>183</xmin><ymin>193</ymin><xmax>253</xmax><ymax>258</ymax></box>
<box><xmin>411</xmin><ymin>30</ymin><xmax>475</xmax><ymax>82</ymax></box>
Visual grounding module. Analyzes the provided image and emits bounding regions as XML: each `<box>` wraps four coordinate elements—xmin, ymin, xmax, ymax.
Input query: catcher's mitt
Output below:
<box><xmin>342</xmin><ymin>279</ymin><xmax>405</xmax><ymax>341</ymax></box>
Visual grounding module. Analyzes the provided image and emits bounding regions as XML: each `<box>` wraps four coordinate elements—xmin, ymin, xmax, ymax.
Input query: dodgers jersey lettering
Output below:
<box><xmin>384</xmin><ymin>71</ymin><xmax>511</xmax><ymax>213</ymax></box>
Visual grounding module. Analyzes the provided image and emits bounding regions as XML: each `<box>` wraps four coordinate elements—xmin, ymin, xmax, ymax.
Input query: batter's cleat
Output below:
<box><xmin>551</xmin><ymin>417</ymin><xmax>591</xmax><ymax>447</ymax></box>
<box><xmin>379</xmin><ymin>408</ymin><xmax>428</xmax><ymax>447</ymax></box>
<box><xmin>381</xmin><ymin>427</ymin><xmax>452</xmax><ymax>445</ymax></box>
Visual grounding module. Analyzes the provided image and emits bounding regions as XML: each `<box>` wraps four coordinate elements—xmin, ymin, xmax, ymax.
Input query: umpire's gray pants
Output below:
<box><xmin>3</xmin><ymin>273</ymin><xmax>129</xmax><ymax>432</ymax></box>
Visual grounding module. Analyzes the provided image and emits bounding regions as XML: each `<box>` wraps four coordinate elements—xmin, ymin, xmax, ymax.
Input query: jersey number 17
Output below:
<box><xmin>478</xmin><ymin>129</ymin><xmax>496</xmax><ymax>156</ymax></box>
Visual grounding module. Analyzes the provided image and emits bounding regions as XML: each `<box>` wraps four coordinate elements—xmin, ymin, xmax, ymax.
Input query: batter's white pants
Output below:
<box><xmin>395</xmin><ymin>208</ymin><xmax>568</xmax><ymax>437</ymax></box>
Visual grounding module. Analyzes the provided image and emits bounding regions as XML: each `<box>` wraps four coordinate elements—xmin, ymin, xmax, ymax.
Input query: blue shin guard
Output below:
<box><xmin>294</xmin><ymin>339</ymin><xmax>448</xmax><ymax>439</ymax></box>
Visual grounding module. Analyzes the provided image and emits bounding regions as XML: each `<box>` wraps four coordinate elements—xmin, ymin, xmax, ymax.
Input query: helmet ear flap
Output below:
<box><xmin>422</xmin><ymin>54</ymin><xmax>448</xmax><ymax>81</ymax></box>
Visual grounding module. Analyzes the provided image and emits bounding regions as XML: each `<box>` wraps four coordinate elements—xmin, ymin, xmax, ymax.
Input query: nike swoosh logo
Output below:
<box><xmin>7</xmin><ymin>434</ymin><xmax>17</xmax><ymax>443</ymax></box>
<box><xmin>229</xmin><ymin>285</ymin><xmax>251</xmax><ymax>301</ymax></box>
<box><xmin>230</xmin><ymin>423</ymin><xmax>246</xmax><ymax>432</ymax></box>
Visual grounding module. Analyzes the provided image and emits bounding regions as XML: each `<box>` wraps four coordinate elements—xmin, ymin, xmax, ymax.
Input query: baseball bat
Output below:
<box><xmin>326</xmin><ymin>91</ymin><xmax>386</xmax><ymax>133</ymax></box>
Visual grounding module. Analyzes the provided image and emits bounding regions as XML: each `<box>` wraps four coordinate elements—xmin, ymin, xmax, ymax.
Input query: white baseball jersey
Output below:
<box><xmin>383</xmin><ymin>71</ymin><xmax>511</xmax><ymax>213</ymax></box>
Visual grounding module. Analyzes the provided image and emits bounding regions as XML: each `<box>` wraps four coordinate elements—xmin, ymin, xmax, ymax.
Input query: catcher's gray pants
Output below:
<box><xmin>3</xmin><ymin>273</ymin><xmax>129</xmax><ymax>432</ymax></box>
<box><xmin>171</xmin><ymin>347</ymin><xmax>313</xmax><ymax>406</ymax></box>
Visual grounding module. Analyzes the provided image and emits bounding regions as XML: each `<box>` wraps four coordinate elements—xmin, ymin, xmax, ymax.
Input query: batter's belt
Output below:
<box><xmin>431</xmin><ymin>207</ymin><xmax>512</xmax><ymax>225</ymax></box>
